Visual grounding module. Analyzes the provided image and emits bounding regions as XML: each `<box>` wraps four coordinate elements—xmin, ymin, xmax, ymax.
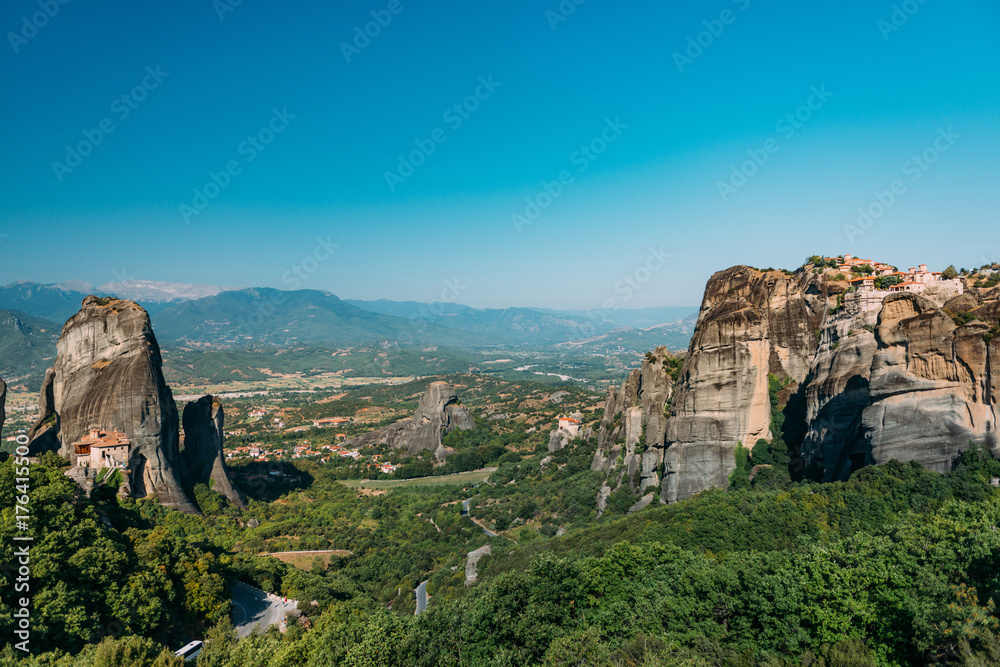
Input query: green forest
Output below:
<box><xmin>2</xmin><ymin>407</ymin><xmax>1000</xmax><ymax>665</ymax></box>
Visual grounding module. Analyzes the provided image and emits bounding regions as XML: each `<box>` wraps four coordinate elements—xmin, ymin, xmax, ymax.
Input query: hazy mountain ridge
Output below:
<box><xmin>0</xmin><ymin>308</ymin><xmax>60</xmax><ymax>385</ymax></box>
<box><xmin>97</xmin><ymin>279</ymin><xmax>241</xmax><ymax>302</ymax></box>
<box><xmin>151</xmin><ymin>288</ymin><xmax>498</xmax><ymax>347</ymax></box>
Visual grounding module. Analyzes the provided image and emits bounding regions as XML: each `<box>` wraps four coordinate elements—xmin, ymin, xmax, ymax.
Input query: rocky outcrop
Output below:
<box><xmin>662</xmin><ymin>267</ymin><xmax>825</xmax><ymax>502</ymax></box>
<box><xmin>802</xmin><ymin>288</ymin><xmax>1000</xmax><ymax>478</ymax></box>
<box><xmin>628</xmin><ymin>492</ymin><xmax>655</xmax><ymax>514</ymax></box>
<box><xmin>548</xmin><ymin>411</ymin><xmax>583</xmax><ymax>452</ymax></box>
<box><xmin>616</xmin><ymin>264</ymin><xmax>997</xmax><ymax>502</ymax></box>
<box><xmin>27</xmin><ymin>296</ymin><xmax>196</xmax><ymax>512</ymax></box>
<box><xmin>862</xmin><ymin>293</ymin><xmax>997</xmax><ymax>470</ymax></box>
<box><xmin>800</xmin><ymin>291</ymin><xmax>882</xmax><ymax>481</ymax></box>
<box><xmin>26</xmin><ymin>369</ymin><xmax>59</xmax><ymax>456</ymax></box>
<box><xmin>182</xmin><ymin>395</ymin><xmax>246</xmax><ymax>508</ymax></box>
<box><xmin>595</xmin><ymin>484</ymin><xmax>611</xmax><ymax>518</ymax></box>
<box><xmin>344</xmin><ymin>381</ymin><xmax>475</xmax><ymax>460</ymax></box>
<box><xmin>0</xmin><ymin>377</ymin><xmax>6</xmax><ymax>441</ymax></box>
<box><xmin>465</xmin><ymin>545</ymin><xmax>492</xmax><ymax>585</ymax></box>
<box><xmin>592</xmin><ymin>346</ymin><xmax>675</xmax><ymax>494</ymax></box>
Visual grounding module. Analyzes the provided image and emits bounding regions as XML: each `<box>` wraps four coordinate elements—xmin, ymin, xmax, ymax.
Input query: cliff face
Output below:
<box><xmin>182</xmin><ymin>395</ymin><xmax>246</xmax><ymax>508</ymax></box>
<box><xmin>591</xmin><ymin>346</ymin><xmax>675</xmax><ymax>493</ymax></box>
<box><xmin>27</xmin><ymin>297</ymin><xmax>196</xmax><ymax>512</ymax></box>
<box><xmin>862</xmin><ymin>292</ymin><xmax>998</xmax><ymax>469</ymax></box>
<box><xmin>800</xmin><ymin>289</ymin><xmax>880</xmax><ymax>481</ymax></box>
<box><xmin>802</xmin><ymin>288</ymin><xmax>999</xmax><ymax>478</ymax></box>
<box><xmin>0</xmin><ymin>377</ymin><xmax>6</xmax><ymax>441</ymax></box>
<box><xmin>662</xmin><ymin>266</ymin><xmax>825</xmax><ymax>502</ymax></box>
<box><xmin>345</xmin><ymin>381</ymin><xmax>475</xmax><ymax>460</ymax></box>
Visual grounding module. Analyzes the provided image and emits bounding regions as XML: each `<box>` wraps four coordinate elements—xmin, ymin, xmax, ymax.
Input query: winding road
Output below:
<box><xmin>231</xmin><ymin>582</ymin><xmax>299</xmax><ymax>638</ymax></box>
<box><xmin>462</xmin><ymin>498</ymin><xmax>497</xmax><ymax>537</ymax></box>
<box><xmin>415</xmin><ymin>580</ymin><xmax>429</xmax><ymax>615</ymax></box>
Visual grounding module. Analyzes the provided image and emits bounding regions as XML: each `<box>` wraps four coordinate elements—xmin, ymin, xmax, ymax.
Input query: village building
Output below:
<box><xmin>71</xmin><ymin>428</ymin><xmax>131</xmax><ymax>469</ymax></box>
<box><xmin>313</xmin><ymin>417</ymin><xmax>351</xmax><ymax>428</ymax></box>
<box><xmin>557</xmin><ymin>415</ymin><xmax>582</xmax><ymax>438</ymax></box>
<box><xmin>843</xmin><ymin>259</ymin><xmax>963</xmax><ymax>297</ymax></box>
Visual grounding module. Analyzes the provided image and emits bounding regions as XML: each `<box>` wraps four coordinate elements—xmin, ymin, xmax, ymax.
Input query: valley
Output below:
<box><xmin>2</xmin><ymin>258</ymin><xmax>998</xmax><ymax>667</ymax></box>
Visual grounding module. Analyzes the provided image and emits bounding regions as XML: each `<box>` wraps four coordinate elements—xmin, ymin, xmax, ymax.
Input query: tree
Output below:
<box><xmin>728</xmin><ymin>444</ymin><xmax>751</xmax><ymax>489</ymax></box>
<box><xmin>875</xmin><ymin>275</ymin><xmax>902</xmax><ymax>290</ymax></box>
<box><xmin>942</xmin><ymin>265</ymin><xmax>959</xmax><ymax>279</ymax></box>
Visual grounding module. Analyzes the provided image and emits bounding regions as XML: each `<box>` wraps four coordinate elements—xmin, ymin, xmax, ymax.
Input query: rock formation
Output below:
<box><xmin>662</xmin><ymin>267</ymin><xmax>825</xmax><ymax>503</ymax></box>
<box><xmin>862</xmin><ymin>293</ymin><xmax>997</xmax><ymax>469</ymax></box>
<box><xmin>344</xmin><ymin>381</ymin><xmax>475</xmax><ymax>460</ymax></box>
<box><xmin>800</xmin><ymin>284</ymin><xmax>880</xmax><ymax>481</ymax></box>
<box><xmin>548</xmin><ymin>411</ymin><xmax>583</xmax><ymax>452</ymax></box>
<box><xmin>465</xmin><ymin>545</ymin><xmax>491</xmax><ymax>585</ymax></box>
<box><xmin>0</xmin><ymin>377</ymin><xmax>6</xmax><ymax>441</ymax></box>
<box><xmin>26</xmin><ymin>368</ymin><xmax>59</xmax><ymax>456</ymax></box>
<box><xmin>802</xmin><ymin>287</ymin><xmax>1000</xmax><ymax>479</ymax></box>
<box><xmin>182</xmin><ymin>395</ymin><xmax>246</xmax><ymax>508</ymax></box>
<box><xmin>28</xmin><ymin>297</ymin><xmax>199</xmax><ymax>512</ymax></box>
<box><xmin>632</xmin><ymin>264</ymin><xmax>998</xmax><ymax>501</ymax></box>
<box><xmin>592</xmin><ymin>346</ymin><xmax>675</xmax><ymax>494</ymax></box>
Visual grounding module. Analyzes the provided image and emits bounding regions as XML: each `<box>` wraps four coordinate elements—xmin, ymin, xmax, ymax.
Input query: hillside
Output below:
<box><xmin>151</xmin><ymin>288</ymin><xmax>499</xmax><ymax>347</ymax></box>
<box><xmin>0</xmin><ymin>309</ymin><xmax>59</xmax><ymax>385</ymax></box>
<box><xmin>346</xmin><ymin>300</ymin><xmax>698</xmax><ymax>346</ymax></box>
<box><xmin>345</xmin><ymin>299</ymin><xmax>618</xmax><ymax>345</ymax></box>
<box><xmin>0</xmin><ymin>281</ymin><xmax>90</xmax><ymax>323</ymax></box>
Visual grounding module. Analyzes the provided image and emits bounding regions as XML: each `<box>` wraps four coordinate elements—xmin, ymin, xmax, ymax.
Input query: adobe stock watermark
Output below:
<box><xmin>843</xmin><ymin>127</ymin><xmax>959</xmax><ymax>242</ymax></box>
<box><xmin>545</xmin><ymin>0</ymin><xmax>586</xmax><ymax>31</ymax></box>
<box><xmin>384</xmin><ymin>75</ymin><xmax>501</xmax><ymax>192</ymax></box>
<box><xmin>878</xmin><ymin>0</ymin><xmax>928</xmax><ymax>40</ymax></box>
<box><xmin>7</xmin><ymin>0</ymin><xmax>70</xmax><ymax>54</ymax></box>
<box><xmin>673</xmin><ymin>0</ymin><xmax>751</xmax><ymax>73</ymax></box>
<box><xmin>404</xmin><ymin>279</ymin><xmax>467</xmax><ymax>336</ymax></box>
<box><xmin>512</xmin><ymin>116</ymin><xmax>628</xmax><ymax>233</ymax></box>
<box><xmin>11</xmin><ymin>435</ymin><xmax>32</xmax><ymax>653</ymax></box>
<box><xmin>237</xmin><ymin>236</ymin><xmax>339</xmax><ymax>336</ymax></box>
<box><xmin>180</xmin><ymin>107</ymin><xmax>296</xmax><ymax>223</ymax></box>
<box><xmin>583</xmin><ymin>245</ymin><xmax>672</xmax><ymax>333</ymax></box>
<box><xmin>52</xmin><ymin>66</ymin><xmax>170</xmax><ymax>183</ymax></box>
<box><xmin>341</xmin><ymin>0</ymin><xmax>413</xmax><ymax>64</ymax></box>
<box><xmin>214</xmin><ymin>0</ymin><xmax>247</xmax><ymax>21</ymax></box>
<box><xmin>717</xmin><ymin>85</ymin><xmax>833</xmax><ymax>202</ymax></box>
<box><xmin>281</xmin><ymin>236</ymin><xmax>339</xmax><ymax>290</ymax></box>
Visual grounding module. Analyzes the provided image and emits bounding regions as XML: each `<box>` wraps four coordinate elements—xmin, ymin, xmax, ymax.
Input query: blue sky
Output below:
<box><xmin>1</xmin><ymin>0</ymin><xmax>998</xmax><ymax>309</ymax></box>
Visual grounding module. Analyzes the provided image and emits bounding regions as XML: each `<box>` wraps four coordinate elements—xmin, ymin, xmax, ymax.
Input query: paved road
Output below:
<box><xmin>231</xmin><ymin>582</ymin><xmax>299</xmax><ymax>638</ymax></box>
<box><xmin>415</xmin><ymin>580</ymin><xmax>429</xmax><ymax>615</ymax></box>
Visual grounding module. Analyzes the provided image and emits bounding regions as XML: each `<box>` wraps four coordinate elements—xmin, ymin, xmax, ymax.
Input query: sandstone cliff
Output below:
<box><xmin>802</xmin><ymin>287</ymin><xmax>999</xmax><ymax>479</ymax></box>
<box><xmin>344</xmin><ymin>381</ymin><xmax>475</xmax><ymax>460</ymax></box>
<box><xmin>0</xmin><ymin>377</ymin><xmax>6</xmax><ymax>441</ymax></box>
<box><xmin>28</xmin><ymin>297</ymin><xmax>196</xmax><ymax>512</ymax></box>
<box><xmin>800</xmin><ymin>287</ymin><xmax>880</xmax><ymax>481</ymax></box>
<box><xmin>662</xmin><ymin>266</ymin><xmax>826</xmax><ymax>502</ymax></box>
<box><xmin>863</xmin><ymin>292</ymin><xmax>997</xmax><ymax>469</ymax></box>
<box><xmin>591</xmin><ymin>346</ymin><xmax>675</xmax><ymax>494</ymax></box>
<box><xmin>182</xmin><ymin>395</ymin><xmax>246</xmax><ymax>508</ymax></box>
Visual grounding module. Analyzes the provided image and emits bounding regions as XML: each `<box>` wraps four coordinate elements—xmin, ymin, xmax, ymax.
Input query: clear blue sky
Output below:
<box><xmin>1</xmin><ymin>0</ymin><xmax>998</xmax><ymax>309</ymax></box>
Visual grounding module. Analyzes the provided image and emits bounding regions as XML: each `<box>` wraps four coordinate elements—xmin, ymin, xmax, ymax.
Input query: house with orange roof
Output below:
<box><xmin>71</xmin><ymin>428</ymin><xmax>131</xmax><ymax>469</ymax></box>
<box><xmin>557</xmin><ymin>415</ymin><xmax>582</xmax><ymax>438</ymax></box>
<box><xmin>314</xmin><ymin>417</ymin><xmax>351</xmax><ymax>428</ymax></box>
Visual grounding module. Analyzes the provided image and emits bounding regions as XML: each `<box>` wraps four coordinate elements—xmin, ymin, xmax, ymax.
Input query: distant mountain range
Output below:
<box><xmin>0</xmin><ymin>309</ymin><xmax>59</xmax><ymax>385</ymax></box>
<box><xmin>0</xmin><ymin>281</ymin><xmax>92</xmax><ymax>323</ymax></box>
<box><xmin>0</xmin><ymin>280</ymin><xmax>697</xmax><ymax>357</ymax></box>
<box><xmin>151</xmin><ymin>288</ymin><xmax>498</xmax><ymax>347</ymax></box>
